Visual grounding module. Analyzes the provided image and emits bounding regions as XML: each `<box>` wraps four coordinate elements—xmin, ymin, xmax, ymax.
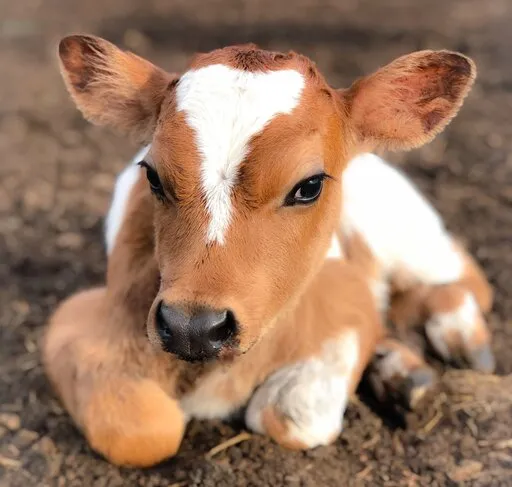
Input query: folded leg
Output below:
<box><xmin>424</xmin><ymin>284</ymin><xmax>494</xmax><ymax>372</ymax></box>
<box><xmin>42</xmin><ymin>288</ymin><xmax>186</xmax><ymax>467</ymax></box>
<box><xmin>245</xmin><ymin>328</ymin><xmax>367</xmax><ymax>449</ymax></box>
<box><xmin>389</xmin><ymin>241</ymin><xmax>494</xmax><ymax>373</ymax></box>
<box><xmin>367</xmin><ymin>338</ymin><xmax>437</xmax><ymax>411</ymax></box>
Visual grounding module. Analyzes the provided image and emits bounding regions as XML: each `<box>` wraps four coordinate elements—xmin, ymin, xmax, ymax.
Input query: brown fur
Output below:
<box><xmin>59</xmin><ymin>35</ymin><xmax>176</xmax><ymax>143</ymax></box>
<box><xmin>452</xmin><ymin>239</ymin><xmax>493</xmax><ymax>313</ymax></box>
<box><xmin>340</xmin><ymin>50</ymin><xmax>476</xmax><ymax>153</ymax></box>
<box><xmin>43</xmin><ymin>36</ymin><xmax>478</xmax><ymax>466</ymax></box>
<box><xmin>43</xmin><ymin>250</ymin><xmax>383</xmax><ymax>464</ymax></box>
<box><xmin>43</xmin><ymin>288</ymin><xmax>186</xmax><ymax>467</ymax></box>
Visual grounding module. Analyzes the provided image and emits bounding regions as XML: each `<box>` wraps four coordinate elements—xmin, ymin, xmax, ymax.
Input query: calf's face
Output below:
<box><xmin>58</xmin><ymin>36</ymin><xmax>476</xmax><ymax>362</ymax></box>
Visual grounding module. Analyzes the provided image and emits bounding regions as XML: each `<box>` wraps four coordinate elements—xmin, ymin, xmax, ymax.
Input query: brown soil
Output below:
<box><xmin>1</xmin><ymin>0</ymin><xmax>512</xmax><ymax>485</ymax></box>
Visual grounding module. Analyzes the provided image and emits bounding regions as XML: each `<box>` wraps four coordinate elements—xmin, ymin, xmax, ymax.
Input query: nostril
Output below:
<box><xmin>208</xmin><ymin>310</ymin><xmax>237</xmax><ymax>344</ymax></box>
<box><xmin>156</xmin><ymin>302</ymin><xmax>172</xmax><ymax>341</ymax></box>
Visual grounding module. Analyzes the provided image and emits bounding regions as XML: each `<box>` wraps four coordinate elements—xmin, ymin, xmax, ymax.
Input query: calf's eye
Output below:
<box><xmin>138</xmin><ymin>161</ymin><xmax>164</xmax><ymax>199</ymax></box>
<box><xmin>285</xmin><ymin>174</ymin><xmax>326</xmax><ymax>206</ymax></box>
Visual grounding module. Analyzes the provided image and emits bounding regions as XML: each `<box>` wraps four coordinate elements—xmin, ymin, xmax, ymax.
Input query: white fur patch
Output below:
<box><xmin>374</xmin><ymin>344</ymin><xmax>410</xmax><ymax>380</ymax></box>
<box><xmin>179</xmin><ymin>368</ymin><xmax>240</xmax><ymax>421</ymax></box>
<box><xmin>342</xmin><ymin>153</ymin><xmax>464</xmax><ymax>286</ymax></box>
<box><xmin>325</xmin><ymin>234</ymin><xmax>344</xmax><ymax>260</ymax></box>
<box><xmin>245</xmin><ymin>330</ymin><xmax>359</xmax><ymax>448</ymax></box>
<box><xmin>180</xmin><ymin>392</ymin><xmax>235</xmax><ymax>421</ymax></box>
<box><xmin>176</xmin><ymin>65</ymin><xmax>305</xmax><ymax>244</ymax></box>
<box><xmin>104</xmin><ymin>145</ymin><xmax>149</xmax><ymax>254</ymax></box>
<box><xmin>425</xmin><ymin>292</ymin><xmax>479</xmax><ymax>359</ymax></box>
<box><xmin>371</xmin><ymin>279</ymin><xmax>391</xmax><ymax>313</ymax></box>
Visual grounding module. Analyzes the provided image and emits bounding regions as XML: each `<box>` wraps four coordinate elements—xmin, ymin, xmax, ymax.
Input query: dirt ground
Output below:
<box><xmin>1</xmin><ymin>0</ymin><xmax>512</xmax><ymax>485</ymax></box>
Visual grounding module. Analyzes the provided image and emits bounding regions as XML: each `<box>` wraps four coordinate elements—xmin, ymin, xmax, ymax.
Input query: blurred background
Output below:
<box><xmin>1</xmin><ymin>1</ymin><xmax>511</xmax><ymax>485</ymax></box>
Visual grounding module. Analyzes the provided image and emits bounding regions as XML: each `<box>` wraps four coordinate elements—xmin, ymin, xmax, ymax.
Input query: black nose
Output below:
<box><xmin>155</xmin><ymin>303</ymin><xmax>237</xmax><ymax>361</ymax></box>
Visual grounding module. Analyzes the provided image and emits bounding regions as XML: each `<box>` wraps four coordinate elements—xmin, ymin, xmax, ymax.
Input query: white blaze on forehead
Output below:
<box><xmin>176</xmin><ymin>64</ymin><xmax>305</xmax><ymax>244</ymax></box>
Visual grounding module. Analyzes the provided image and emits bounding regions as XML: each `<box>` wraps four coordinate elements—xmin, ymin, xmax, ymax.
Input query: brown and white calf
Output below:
<box><xmin>43</xmin><ymin>35</ymin><xmax>492</xmax><ymax>467</ymax></box>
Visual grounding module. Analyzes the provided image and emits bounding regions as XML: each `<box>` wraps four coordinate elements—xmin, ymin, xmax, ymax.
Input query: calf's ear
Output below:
<box><xmin>58</xmin><ymin>35</ymin><xmax>175</xmax><ymax>141</ymax></box>
<box><xmin>339</xmin><ymin>50</ymin><xmax>476</xmax><ymax>151</ymax></box>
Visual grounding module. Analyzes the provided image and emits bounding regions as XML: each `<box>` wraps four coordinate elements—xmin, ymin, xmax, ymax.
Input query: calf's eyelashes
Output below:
<box><xmin>138</xmin><ymin>161</ymin><xmax>164</xmax><ymax>199</ymax></box>
<box><xmin>138</xmin><ymin>160</ymin><xmax>179</xmax><ymax>203</ymax></box>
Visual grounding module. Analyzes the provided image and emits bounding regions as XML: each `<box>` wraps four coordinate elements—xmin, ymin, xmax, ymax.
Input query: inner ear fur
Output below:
<box><xmin>58</xmin><ymin>34</ymin><xmax>175</xmax><ymax>141</ymax></box>
<box><xmin>340</xmin><ymin>50</ymin><xmax>476</xmax><ymax>152</ymax></box>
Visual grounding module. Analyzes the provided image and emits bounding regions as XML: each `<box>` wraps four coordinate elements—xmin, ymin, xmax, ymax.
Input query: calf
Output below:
<box><xmin>43</xmin><ymin>35</ymin><xmax>481</xmax><ymax>467</ymax></box>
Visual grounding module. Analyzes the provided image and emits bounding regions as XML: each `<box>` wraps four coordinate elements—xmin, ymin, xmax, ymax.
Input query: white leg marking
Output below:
<box><xmin>176</xmin><ymin>65</ymin><xmax>305</xmax><ymax>244</ymax></box>
<box><xmin>425</xmin><ymin>292</ymin><xmax>479</xmax><ymax>359</ymax></box>
<box><xmin>105</xmin><ymin>145</ymin><xmax>150</xmax><ymax>254</ymax></box>
<box><xmin>245</xmin><ymin>330</ymin><xmax>359</xmax><ymax>448</ymax></box>
<box><xmin>373</xmin><ymin>344</ymin><xmax>410</xmax><ymax>380</ymax></box>
<box><xmin>342</xmin><ymin>153</ymin><xmax>464</xmax><ymax>285</ymax></box>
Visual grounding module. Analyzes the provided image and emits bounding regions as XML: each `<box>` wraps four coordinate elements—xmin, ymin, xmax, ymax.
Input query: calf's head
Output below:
<box><xmin>58</xmin><ymin>35</ymin><xmax>475</xmax><ymax>362</ymax></box>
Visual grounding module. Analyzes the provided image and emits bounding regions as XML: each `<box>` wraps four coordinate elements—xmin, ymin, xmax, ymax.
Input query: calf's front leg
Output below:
<box><xmin>245</xmin><ymin>328</ymin><xmax>367</xmax><ymax>449</ymax></box>
<box><xmin>43</xmin><ymin>288</ymin><xmax>186</xmax><ymax>467</ymax></box>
